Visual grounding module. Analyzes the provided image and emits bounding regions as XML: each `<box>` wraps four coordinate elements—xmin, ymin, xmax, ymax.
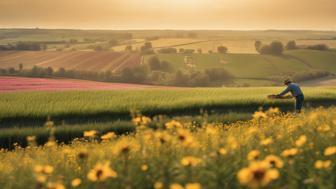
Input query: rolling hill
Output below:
<box><xmin>144</xmin><ymin>49</ymin><xmax>336</xmax><ymax>79</ymax></box>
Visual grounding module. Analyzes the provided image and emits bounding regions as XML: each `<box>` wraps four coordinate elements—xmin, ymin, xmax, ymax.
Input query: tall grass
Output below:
<box><xmin>0</xmin><ymin>87</ymin><xmax>335</xmax><ymax>127</ymax></box>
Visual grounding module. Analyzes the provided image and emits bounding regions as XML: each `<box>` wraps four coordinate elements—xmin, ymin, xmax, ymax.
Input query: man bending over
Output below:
<box><xmin>277</xmin><ymin>79</ymin><xmax>304</xmax><ymax>113</ymax></box>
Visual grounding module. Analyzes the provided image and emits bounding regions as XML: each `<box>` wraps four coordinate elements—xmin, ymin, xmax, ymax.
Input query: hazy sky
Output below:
<box><xmin>0</xmin><ymin>0</ymin><xmax>335</xmax><ymax>30</ymax></box>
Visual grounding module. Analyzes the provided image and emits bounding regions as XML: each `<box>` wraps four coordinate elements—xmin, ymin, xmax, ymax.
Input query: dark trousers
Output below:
<box><xmin>295</xmin><ymin>94</ymin><xmax>304</xmax><ymax>112</ymax></box>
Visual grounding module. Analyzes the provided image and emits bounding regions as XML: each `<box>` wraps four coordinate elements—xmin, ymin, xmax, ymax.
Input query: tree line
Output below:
<box><xmin>0</xmin><ymin>59</ymin><xmax>234</xmax><ymax>87</ymax></box>
<box><xmin>254</xmin><ymin>40</ymin><xmax>330</xmax><ymax>55</ymax></box>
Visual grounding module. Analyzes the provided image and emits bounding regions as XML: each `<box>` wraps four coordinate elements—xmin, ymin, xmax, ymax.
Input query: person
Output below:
<box><xmin>277</xmin><ymin>79</ymin><xmax>304</xmax><ymax>113</ymax></box>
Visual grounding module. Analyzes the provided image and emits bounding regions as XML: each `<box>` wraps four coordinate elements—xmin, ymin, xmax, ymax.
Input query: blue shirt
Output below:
<box><xmin>279</xmin><ymin>83</ymin><xmax>303</xmax><ymax>97</ymax></box>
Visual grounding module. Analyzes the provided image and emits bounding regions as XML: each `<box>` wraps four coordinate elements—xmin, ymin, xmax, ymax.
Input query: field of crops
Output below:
<box><xmin>0</xmin><ymin>51</ymin><xmax>141</xmax><ymax>72</ymax></box>
<box><xmin>1</xmin><ymin>87</ymin><xmax>336</xmax><ymax>127</ymax></box>
<box><xmin>0</xmin><ymin>107</ymin><xmax>335</xmax><ymax>189</ymax></box>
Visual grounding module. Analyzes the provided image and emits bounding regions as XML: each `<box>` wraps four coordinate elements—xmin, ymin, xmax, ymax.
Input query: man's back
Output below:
<box><xmin>279</xmin><ymin>83</ymin><xmax>303</xmax><ymax>97</ymax></box>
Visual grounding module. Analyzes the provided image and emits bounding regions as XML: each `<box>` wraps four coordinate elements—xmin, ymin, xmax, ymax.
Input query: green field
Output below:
<box><xmin>144</xmin><ymin>49</ymin><xmax>336</xmax><ymax>85</ymax></box>
<box><xmin>1</xmin><ymin>87</ymin><xmax>336</xmax><ymax>127</ymax></box>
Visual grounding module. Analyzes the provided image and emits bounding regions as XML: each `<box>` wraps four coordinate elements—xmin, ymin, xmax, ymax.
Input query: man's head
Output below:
<box><xmin>284</xmin><ymin>79</ymin><xmax>292</xmax><ymax>85</ymax></box>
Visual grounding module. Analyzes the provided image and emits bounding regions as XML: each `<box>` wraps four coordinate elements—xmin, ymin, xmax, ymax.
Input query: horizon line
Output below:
<box><xmin>0</xmin><ymin>27</ymin><xmax>336</xmax><ymax>32</ymax></box>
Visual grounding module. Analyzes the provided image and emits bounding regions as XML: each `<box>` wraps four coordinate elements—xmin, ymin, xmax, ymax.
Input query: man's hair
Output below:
<box><xmin>284</xmin><ymin>79</ymin><xmax>292</xmax><ymax>85</ymax></box>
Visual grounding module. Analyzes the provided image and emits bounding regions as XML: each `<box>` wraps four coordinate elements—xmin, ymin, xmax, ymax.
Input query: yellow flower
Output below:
<box><xmin>27</xmin><ymin>136</ymin><xmax>36</xmax><ymax>142</ymax></box>
<box><xmin>260</xmin><ymin>138</ymin><xmax>273</xmax><ymax>146</ymax></box>
<box><xmin>34</xmin><ymin>165</ymin><xmax>54</xmax><ymax>175</ymax></box>
<box><xmin>132</xmin><ymin>116</ymin><xmax>151</xmax><ymax>127</ymax></box>
<box><xmin>218</xmin><ymin>148</ymin><xmax>227</xmax><ymax>156</ymax></box>
<box><xmin>165</xmin><ymin>120</ymin><xmax>183</xmax><ymax>129</ymax></box>
<box><xmin>87</xmin><ymin>162</ymin><xmax>117</xmax><ymax>182</ymax></box>
<box><xmin>155</xmin><ymin>131</ymin><xmax>171</xmax><ymax>144</ymax></box>
<box><xmin>141</xmin><ymin>164</ymin><xmax>149</xmax><ymax>171</ymax></box>
<box><xmin>324</xmin><ymin>146</ymin><xmax>336</xmax><ymax>156</ymax></box>
<box><xmin>77</xmin><ymin>149</ymin><xmax>89</xmax><ymax>159</ymax></box>
<box><xmin>47</xmin><ymin>182</ymin><xmax>65</xmax><ymax>189</ymax></box>
<box><xmin>264</xmin><ymin>155</ymin><xmax>284</xmax><ymax>168</ymax></box>
<box><xmin>185</xmin><ymin>183</ymin><xmax>201</xmax><ymax>189</ymax></box>
<box><xmin>317</xmin><ymin>124</ymin><xmax>331</xmax><ymax>132</ymax></box>
<box><xmin>237</xmin><ymin>161</ymin><xmax>279</xmax><ymax>188</ymax></box>
<box><xmin>71</xmin><ymin>178</ymin><xmax>81</xmax><ymax>187</ymax></box>
<box><xmin>205</xmin><ymin>126</ymin><xmax>218</xmax><ymax>135</ymax></box>
<box><xmin>112</xmin><ymin>138</ymin><xmax>140</xmax><ymax>155</ymax></box>
<box><xmin>247</xmin><ymin>150</ymin><xmax>260</xmax><ymax>161</ymax></box>
<box><xmin>101</xmin><ymin>132</ymin><xmax>116</xmax><ymax>141</ymax></box>
<box><xmin>314</xmin><ymin>160</ymin><xmax>331</xmax><ymax>169</ymax></box>
<box><xmin>83</xmin><ymin>130</ymin><xmax>98</xmax><ymax>138</ymax></box>
<box><xmin>253</xmin><ymin>111</ymin><xmax>267</xmax><ymax>119</ymax></box>
<box><xmin>176</xmin><ymin>129</ymin><xmax>196</xmax><ymax>147</ymax></box>
<box><xmin>267</xmin><ymin>107</ymin><xmax>280</xmax><ymax>115</ymax></box>
<box><xmin>154</xmin><ymin>182</ymin><xmax>163</xmax><ymax>189</ymax></box>
<box><xmin>181</xmin><ymin>156</ymin><xmax>202</xmax><ymax>167</ymax></box>
<box><xmin>45</xmin><ymin>140</ymin><xmax>56</xmax><ymax>147</ymax></box>
<box><xmin>36</xmin><ymin>175</ymin><xmax>47</xmax><ymax>184</ymax></box>
<box><xmin>295</xmin><ymin>135</ymin><xmax>307</xmax><ymax>147</ymax></box>
<box><xmin>281</xmin><ymin>148</ymin><xmax>298</xmax><ymax>158</ymax></box>
<box><xmin>170</xmin><ymin>183</ymin><xmax>184</xmax><ymax>189</ymax></box>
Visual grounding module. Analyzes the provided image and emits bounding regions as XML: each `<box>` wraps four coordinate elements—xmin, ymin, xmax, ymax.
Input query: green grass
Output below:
<box><xmin>1</xmin><ymin>87</ymin><xmax>336</xmax><ymax>127</ymax></box>
<box><xmin>144</xmin><ymin>50</ymin><xmax>336</xmax><ymax>79</ymax></box>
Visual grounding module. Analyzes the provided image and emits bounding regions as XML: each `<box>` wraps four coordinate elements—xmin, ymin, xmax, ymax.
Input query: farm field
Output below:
<box><xmin>144</xmin><ymin>49</ymin><xmax>336</xmax><ymax>79</ymax></box>
<box><xmin>113</xmin><ymin>38</ymin><xmax>336</xmax><ymax>54</ymax></box>
<box><xmin>0</xmin><ymin>76</ymin><xmax>160</xmax><ymax>92</ymax></box>
<box><xmin>0</xmin><ymin>51</ymin><xmax>141</xmax><ymax>72</ymax></box>
<box><xmin>1</xmin><ymin>49</ymin><xmax>335</xmax><ymax>87</ymax></box>
<box><xmin>0</xmin><ymin>107</ymin><xmax>335</xmax><ymax>189</ymax></box>
<box><xmin>1</xmin><ymin>87</ymin><xmax>336</xmax><ymax>128</ymax></box>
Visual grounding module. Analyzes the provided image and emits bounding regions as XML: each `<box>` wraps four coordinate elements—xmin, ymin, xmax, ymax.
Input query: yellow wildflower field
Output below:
<box><xmin>0</xmin><ymin>107</ymin><xmax>335</xmax><ymax>189</ymax></box>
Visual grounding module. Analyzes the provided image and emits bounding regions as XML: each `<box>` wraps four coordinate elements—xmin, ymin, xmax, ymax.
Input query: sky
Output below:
<box><xmin>0</xmin><ymin>0</ymin><xmax>335</xmax><ymax>30</ymax></box>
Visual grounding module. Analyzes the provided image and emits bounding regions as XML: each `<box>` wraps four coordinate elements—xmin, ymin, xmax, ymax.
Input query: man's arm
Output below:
<box><xmin>277</xmin><ymin>86</ymin><xmax>291</xmax><ymax>97</ymax></box>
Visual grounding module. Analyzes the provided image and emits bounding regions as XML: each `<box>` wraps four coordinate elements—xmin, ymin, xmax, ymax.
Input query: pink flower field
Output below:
<box><xmin>0</xmin><ymin>76</ymin><xmax>160</xmax><ymax>92</ymax></box>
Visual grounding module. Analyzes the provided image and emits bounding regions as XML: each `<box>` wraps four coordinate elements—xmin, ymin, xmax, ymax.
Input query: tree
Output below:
<box><xmin>255</xmin><ymin>41</ymin><xmax>262</xmax><ymax>53</ymax></box>
<box><xmin>148</xmin><ymin>56</ymin><xmax>161</xmax><ymax>70</ymax></box>
<box><xmin>174</xmin><ymin>70</ymin><xmax>189</xmax><ymax>86</ymax></box>
<box><xmin>269</xmin><ymin>41</ymin><xmax>284</xmax><ymax>55</ymax></box>
<box><xmin>197</xmin><ymin>49</ymin><xmax>202</xmax><ymax>54</ymax></box>
<box><xmin>306</xmin><ymin>44</ymin><xmax>329</xmax><ymax>51</ymax></box>
<box><xmin>217</xmin><ymin>46</ymin><xmax>228</xmax><ymax>53</ymax></box>
<box><xmin>140</xmin><ymin>42</ymin><xmax>154</xmax><ymax>54</ymax></box>
<box><xmin>259</xmin><ymin>41</ymin><xmax>284</xmax><ymax>55</ymax></box>
<box><xmin>286</xmin><ymin>41</ymin><xmax>297</xmax><ymax>50</ymax></box>
<box><xmin>18</xmin><ymin>63</ymin><xmax>23</xmax><ymax>72</ymax></box>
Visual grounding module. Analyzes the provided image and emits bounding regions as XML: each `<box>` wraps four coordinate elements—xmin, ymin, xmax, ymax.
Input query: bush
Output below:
<box><xmin>255</xmin><ymin>41</ymin><xmax>262</xmax><ymax>53</ymax></box>
<box><xmin>140</xmin><ymin>42</ymin><xmax>154</xmax><ymax>54</ymax></box>
<box><xmin>217</xmin><ymin>46</ymin><xmax>228</xmax><ymax>53</ymax></box>
<box><xmin>306</xmin><ymin>44</ymin><xmax>329</xmax><ymax>51</ymax></box>
<box><xmin>205</xmin><ymin>68</ymin><xmax>234</xmax><ymax>82</ymax></box>
<box><xmin>286</xmin><ymin>41</ymin><xmax>298</xmax><ymax>50</ymax></box>
<box><xmin>157</xmin><ymin>48</ymin><xmax>177</xmax><ymax>54</ymax></box>
<box><xmin>259</xmin><ymin>41</ymin><xmax>284</xmax><ymax>55</ymax></box>
<box><xmin>148</xmin><ymin>56</ymin><xmax>174</xmax><ymax>72</ymax></box>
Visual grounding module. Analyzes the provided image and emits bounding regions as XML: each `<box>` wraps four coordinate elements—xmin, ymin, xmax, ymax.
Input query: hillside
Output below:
<box><xmin>0</xmin><ymin>51</ymin><xmax>141</xmax><ymax>72</ymax></box>
<box><xmin>144</xmin><ymin>49</ymin><xmax>336</xmax><ymax>83</ymax></box>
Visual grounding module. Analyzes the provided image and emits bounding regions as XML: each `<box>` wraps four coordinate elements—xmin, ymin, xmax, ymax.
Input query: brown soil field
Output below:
<box><xmin>0</xmin><ymin>51</ymin><xmax>141</xmax><ymax>72</ymax></box>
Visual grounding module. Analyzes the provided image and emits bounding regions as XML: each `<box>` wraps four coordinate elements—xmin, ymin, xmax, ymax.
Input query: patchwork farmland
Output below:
<box><xmin>0</xmin><ymin>51</ymin><xmax>141</xmax><ymax>72</ymax></box>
